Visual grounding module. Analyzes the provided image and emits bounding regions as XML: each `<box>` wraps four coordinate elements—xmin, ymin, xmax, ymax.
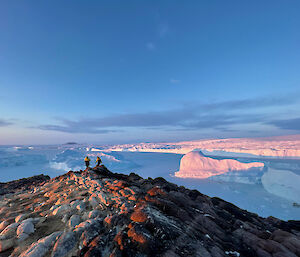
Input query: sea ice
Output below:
<box><xmin>261</xmin><ymin>168</ymin><xmax>300</xmax><ymax>203</ymax></box>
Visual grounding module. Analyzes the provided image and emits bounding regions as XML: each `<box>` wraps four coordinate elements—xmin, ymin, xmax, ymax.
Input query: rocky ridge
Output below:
<box><xmin>0</xmin><ymin>175</ymin><xmax>50</xmax><ymax>196</ymax></box>
<box><xmin>0</xmin><ymin>166</ymin><xmax>299</xmax><ymax>257</ymax></box>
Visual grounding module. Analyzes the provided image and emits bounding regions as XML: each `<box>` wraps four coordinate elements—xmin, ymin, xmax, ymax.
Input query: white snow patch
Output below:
<box><xmin>225</xmin><ymin>251</ymin><xmax>240</xmax><ymax>257</ymax></box>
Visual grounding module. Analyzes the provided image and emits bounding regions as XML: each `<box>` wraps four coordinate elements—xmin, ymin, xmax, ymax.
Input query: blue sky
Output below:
<box><xmin>0</xmin><ymin>1</ymin><xmax>300</xmax><ymax>145</ymax></box>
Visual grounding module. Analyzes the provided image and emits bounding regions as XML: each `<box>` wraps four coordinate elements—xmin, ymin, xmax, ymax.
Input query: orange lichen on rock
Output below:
<box><xmin>119</xmin><ymin>189</ymin><xmax>131</xmax><ymax>198</ymax></box>
<box><xmin>114</xmin><ymin>232</ymin><xmax>125</xmax><ymax>250</ymax></box>
<box><xmin>118</xmin><ymin>203</ymin><xmax>129</xmax><ymax>214</ymax></box>
<box><xmin>128</xmin><ymin>225</ymin><xmax>147</xmax><ymax>244</ymax></box>
<box><xmin>111</xmin><ymin>190</ymin><xmax>122</xmax><ymax>198</ymax></box>
<box><xmin>118</xmin><ymin>189</ymin><xmax>126</xmax><ymax>196</ymax></box>
<box><xmin>104</xmin><ymin>215</ymin><xmax>113</xmax><ymax>225</ymax></box>
<box><xmin>113</xmin><ymin>180</ymin><xmax>127</xmax><ymax>188</ymax></box>
<box><xmin>107</xmin><ymin>180</ymin><xmax>127</xmax><ymax>192</ymax></box>
<box><xmin>89</xmin><ymin>236</ymin><xmax>101</xmax><ymax>248</ymax></box>
<box><xmin>128</xmin><ymin>195</ymin><xmax>137</xmax><ymax>201</ymax></box>
<box><xmin>147</xmin><ymin>186</ymin><xmax>166</xmax><ymax>197</ymax></box>
<box><xmin>126</xmin><ymin>187</ymin><xmax>137</xmax><ymax>195</ymax></box>
<box><xmin>128</xmin><ymin>222</ymin><xmax>133</xmax><ymax>229</ymax></box>
<box><xmin>130</xmin><ymin>208</ymin><xmax>148</xmax><ymax>223</ymax></box>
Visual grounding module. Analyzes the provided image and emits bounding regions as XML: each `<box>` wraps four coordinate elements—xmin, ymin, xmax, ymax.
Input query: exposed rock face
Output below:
<box><xmin>0</xmin><ymin>175</ymin><xmax>50</xmax><ymax>196</ymax></box>
<box><xmin>0</xmin><ymin>166</ymin><xmax>299</xmax><ymax>257</ymax></box>
<box><xmin>175</xmin><ymin>151</ymin><xmax>264</xmax><ymax>178</ymax></box>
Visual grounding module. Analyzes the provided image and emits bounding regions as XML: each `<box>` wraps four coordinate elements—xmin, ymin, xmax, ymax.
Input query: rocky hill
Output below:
<box><xmin>0</xmin><ymin>175</ymin><xmax>50</xmax><ymax>196</ymax></box>
<box><xmin>0</xmin><ymin>166</ymin><xmax>299</xmax><ymax>257</ymax></box>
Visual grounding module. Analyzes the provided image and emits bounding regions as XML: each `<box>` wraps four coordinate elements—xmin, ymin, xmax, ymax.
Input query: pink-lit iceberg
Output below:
<box><xmin>175</xmin><ymin>151</ymin><xmax>264</xmax><ymax>179</ymax></box>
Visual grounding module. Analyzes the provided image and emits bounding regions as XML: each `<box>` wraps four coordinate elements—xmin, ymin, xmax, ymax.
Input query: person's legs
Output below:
<box><xmin>97</xmin><ymin>161</ymin><xmax>101</xmax><ymax>166</ymax></box>
<box><xmin>85</xmin><ymin>161</ymin><xmax>89</xmax><ymax>168</ymax></box>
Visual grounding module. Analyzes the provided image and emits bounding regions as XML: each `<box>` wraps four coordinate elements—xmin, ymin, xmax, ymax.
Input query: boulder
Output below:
<box><xmin>15</xmin><ymin>214</ymin><xmax>28</xmax><ymax>223</ymax></box>
<box><xmin>88</xmin><ymin>210</ymin><xmax>101</xmax><ymax>219</ymax></box>
<box><xmin>19</xmin><ymin>231</ymin><xmax>62</xmax><ymax>257</ymax></box>
<box><xmin>51</xmin><ymin>231</ymin><xmax>77</xmax><ymax>257</ymax></box>
<box><xmin>0</xmin><ymin>220</ymin><xmax>9</xmax><ymax>232</ymax></box>
<box><xmin>17</xmin><ymin>220</ymin><xmax>35</xmax><ymax>241</ymax></box>
<box><xmin>0</xmin><ymin>222</ymin><xmax>19</xmax><ymax>240</ymax></box>
<box><xmin>68</xmin><ymin>215</ymin><xmax>81</xmax><ymax>228</ymax></box>
<box><xmin>0</xmin><ymin>238</ymin><xmax>15</xmax><ymax>252</ymax></box>
<box><xmin>52</xmin><ymin>205</ymin><xmax>70</xmax><ymax>216</ymax></box>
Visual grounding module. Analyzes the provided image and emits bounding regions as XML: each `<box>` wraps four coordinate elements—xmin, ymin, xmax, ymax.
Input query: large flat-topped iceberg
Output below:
<box><xmin>175</xmin><ymin>151</ymin><xmax>264</xmax><ymax>179</ymax></box>
<box><xmin>103</xmin><ymin>135</ymin><xmax>300</xmax><ymax>157</ymax></box>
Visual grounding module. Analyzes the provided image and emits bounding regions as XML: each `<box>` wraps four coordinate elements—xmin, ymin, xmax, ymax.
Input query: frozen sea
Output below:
<box><xmin>0</xmin><ymin>145</ymin><xmax>299</xmax><ymax>221</ymax></box>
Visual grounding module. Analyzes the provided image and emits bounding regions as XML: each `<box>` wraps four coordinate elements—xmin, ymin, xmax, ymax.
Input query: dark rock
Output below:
<box><xmin>52</xmin><ymin>231</ymin><xmax>77</xmax><ymax>257</ymax></box>
<box><xmin>0</xmin><ymin>174</ymin><xmax>50</xmax><ymax>195</ymax></box>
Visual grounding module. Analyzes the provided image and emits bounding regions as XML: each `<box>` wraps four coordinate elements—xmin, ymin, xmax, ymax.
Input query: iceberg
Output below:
<box><xmin>261</xmin><ymin>168</ymin><xmax>300</xmax><ymax>203</ymax></box>
<box><xmin>175</xmin><ymin>151</ymin><xmax>264</xmax><ymax>179</ymax></box>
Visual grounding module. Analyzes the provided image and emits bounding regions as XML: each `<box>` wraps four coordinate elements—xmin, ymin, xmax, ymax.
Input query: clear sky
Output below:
<box><xmin>0</xmin><ymin>1</ymin><xmax>300</xmax><ymax>145</ymax></box>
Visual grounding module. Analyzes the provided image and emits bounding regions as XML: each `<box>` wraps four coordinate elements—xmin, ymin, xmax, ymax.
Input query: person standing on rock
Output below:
<box><xmin>96</xmin><ymin>156</ymin><xmax>102</xmax><ymax>166</ymax></box>
<box><xmin>84</xmin><ymin>156</ymin><xmax>91</xmax><ymax>169</ymax></box>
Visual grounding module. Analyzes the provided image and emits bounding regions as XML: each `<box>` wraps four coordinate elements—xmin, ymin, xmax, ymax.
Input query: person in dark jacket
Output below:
<box><xmin>96</xmin><ymin>156</ymin><xmax>102</xmax><ymax>166</ymax></box>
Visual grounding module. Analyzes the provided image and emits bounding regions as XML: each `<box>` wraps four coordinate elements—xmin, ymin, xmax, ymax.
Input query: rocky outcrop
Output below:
<box><xmin>0</xmin><ymin>166</ymin><xmax>299</xmax><ymax>257</ymax></box>
<box><xmin>0</xmin><ymin>175</ymin><xmax>50</xmax><ymax>196</ymax></box>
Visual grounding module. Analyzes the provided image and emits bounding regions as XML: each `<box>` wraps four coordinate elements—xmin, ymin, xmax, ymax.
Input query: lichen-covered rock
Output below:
<box><xmin>51</xmin><ymin>231</ymin><xmax>77</xmax><ymax>257</ymax></box>
<box><xmin>17</xmin><ymin>220</ymin><xmax>34</xmax><ymax>241</ymax></box>
<box><xmin>0</xmin><ymin>174</ymin><xmax>50</xmax><ymax>196</ymax></box>
<box><xmin>15</xmin><ymin>214</ymin><xmax>28</xmax><ymax>223</ymax></box>
<box><xmin>0</xmin><ymin>166</ymin><xmax>299</xmax><ymax>257</ymax></box>
<box><xmin>68</xmin><ymin>214</ymin><xmax>81</xmax><ymax>228</ymax></box>
<box><xmin>0</xmin><ymin>220</ymin><xmax>9</xmax><ymax>232</ymax></box>
<box><xmin>76</xmin><ymin>201</ymin><xmax>86</xmax><ymax>212</ymax></box>
<box><xmin>0</xmin><ymin>222</ymin><xmax>19</xmax><ymax>240</ymax></box>
<box><xmin>0</xmin><ymin>238</ymin><xmax>15</xmax><ymax>252</ymax></box>
<box><xmin>52</xmin><ymin>204</ymin><xmax>70</xmax><ymax>216</ymax></box>
<box><xmin>19</xmin><ymin>231</ymin><xmax>62</xmax><ymax>257</ymax></box>
<box><xmin>88</xmin><ymin>210</ymin><xmax>100</xmax><ymax>219</ymax></box>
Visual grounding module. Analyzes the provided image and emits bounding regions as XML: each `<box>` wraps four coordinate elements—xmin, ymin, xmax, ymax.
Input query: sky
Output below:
<box><xmin>0</xmin><ymin>1</ymin><xmax>300</xmax><ymax>145</ymax></box>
